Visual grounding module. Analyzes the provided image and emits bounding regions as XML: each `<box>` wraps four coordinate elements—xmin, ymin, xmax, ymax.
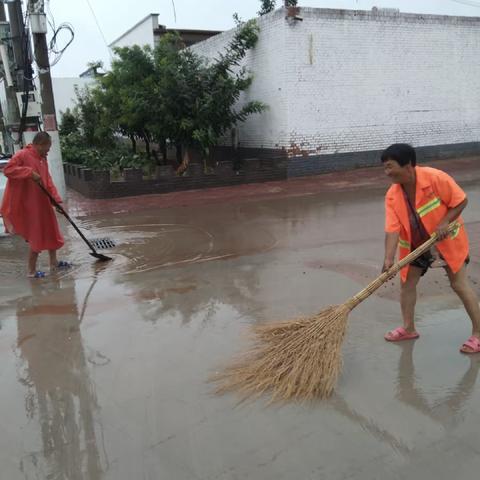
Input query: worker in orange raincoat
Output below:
<box><xmin>381</xmin><ymin>143</ymin><xmax>480</xmax><ymax>354</ymax></box>
<box><xmin>1</xmin><ymin>132</ymin><xmax>69</xmax><ymax>278</ymax></box>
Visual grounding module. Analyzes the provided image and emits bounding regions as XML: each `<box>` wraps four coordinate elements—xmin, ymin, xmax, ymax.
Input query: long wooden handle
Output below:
<box><xmin>345</xmin><ymin>222</ymin><xmax>460</xmax><ymax>310</ymax></box>
<box><xmin>36</xmin><ymin>181</ymin><xmax>99</xmax><ymax>254</ymax></box>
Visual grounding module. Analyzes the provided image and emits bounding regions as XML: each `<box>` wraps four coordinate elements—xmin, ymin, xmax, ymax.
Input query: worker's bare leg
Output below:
<box><xmin>446</xmin><ymin>265</ymin><xmax>480</xmax><ymax>353</ymax></box>
<box><xmin>49</xmin><ymin>249</ymin><xmax>58</xmax><ymax>272</ymax></box>
<box><xmin>28</xmin><ymin>249</ymin><xmax>39</xmax><ymax>277</ymax></box>
<box><xmin>400</xmin><ymin>266</ymin><xmax>424</xmax><ymax>333</ymax></box>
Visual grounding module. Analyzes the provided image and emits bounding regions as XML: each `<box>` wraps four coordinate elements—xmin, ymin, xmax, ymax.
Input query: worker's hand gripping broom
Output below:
<box><xmin>212</xmin><ymin>223</ymin><xmax>460</xmax><ymax>403</ymax></box>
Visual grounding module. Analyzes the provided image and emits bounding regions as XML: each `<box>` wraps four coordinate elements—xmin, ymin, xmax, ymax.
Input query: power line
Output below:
<box><xmin>48</xmin><ymin>23</ymin><xmax>75</xmax><ymax>67</ymax></box>
<box><xmin>84</xmin><ymin>0</ymin><xmax>112</xmax><ymax>58</ymax></box>
<box><xmin>448</xmin><ymin>0</ymin><xmax>480</xmax><ymax>7</ymax></box>
<box><xmin>171</xmin><ymin>0</ymin><xmax>177</xmax><ymax>23</ymax></box>
<box><xmin>32</xmin><ymin>2</ymin><xmax>75</xmax><ymax>70</ymax></box>
<box><xmin>46</xmin><ymin>0</ymin><xmax>56</xmax><ymax>31</ymax></box>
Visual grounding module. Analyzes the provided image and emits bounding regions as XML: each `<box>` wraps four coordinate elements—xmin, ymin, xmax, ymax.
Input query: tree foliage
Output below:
<box><xmin>96</xmin><ymin>46</ymin><xmax>156</xmax><ymax>155</ymax></box>
<box><xmin>59</xmin><ymin>87</ymin><xmax>143</xmax><ymax>172</ymax></box>
<box><xmin>60</xmin><ymin>19</ymin><xmax>266</xmax><ymax>173</ymax></box>
<box><xmin>258</xmin><ymin>0</ymin><xmax>276</xmax><ymax>16</ymax></box>
<box><xmin>180</xmin><ymin>19</ymin><xmax>265</xmax><ymax>160</ymax></box>
<box><xmin>258</xmin><ymin>0</ymin><xmax>298</xmax><ymax>13</ymax></box>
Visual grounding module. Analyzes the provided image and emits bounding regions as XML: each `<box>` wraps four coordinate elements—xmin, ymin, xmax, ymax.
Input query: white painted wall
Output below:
<box><xmin>190</xmin><ymin>7</ymin><xmax>480</xmax><ymax>156</ymax></box>
<box><xmin>285</xmin><ymin>8</ymin><xmax>480</xmax><ymax>156</ymax></box>
<box><xmin>109</xmin><ymin>14</ymin><xmax>158</xmax><ymax>51</ymax></box>
<box><xmin>190</xmin><ymin>10</ymin><xmax>290</xmax><ymax>150</ymax></box>
<box><xmin>50</xmin><ymin>77</ymin><xmax>95</xmax><ymax>119</ymax></box>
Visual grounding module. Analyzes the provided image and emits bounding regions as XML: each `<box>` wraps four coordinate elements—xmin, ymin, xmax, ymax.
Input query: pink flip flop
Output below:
<box><xmin>385</xmin><ymin>327</ymin><xmax>419</xmax><ymax>342</ymax></box>
<box><xmin>460</xmin><ymin>336</ymin><xmax>480</xmax><ymax>354</ymax></box>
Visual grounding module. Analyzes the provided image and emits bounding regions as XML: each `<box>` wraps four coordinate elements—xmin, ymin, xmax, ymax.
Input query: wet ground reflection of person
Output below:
<box><xmin>330</xmin><ymin>342</ymin><xmax>479</xmax><ymax>456</ymax></box>
<box><xmin>395</xmin><ymin>341</ymin><xmax>480</xmax><ymax>428</ymax></box>
<box><xmin>16</xmin><ymin>276</ymin><xmax>106</xmax><ymax>479</ymax></box>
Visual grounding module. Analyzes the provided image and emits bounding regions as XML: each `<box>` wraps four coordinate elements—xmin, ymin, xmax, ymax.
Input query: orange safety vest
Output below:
<box><xmin>385</xmin><ymin>166</ymin><xmax>469</xmax><ymax>282</ymax></box>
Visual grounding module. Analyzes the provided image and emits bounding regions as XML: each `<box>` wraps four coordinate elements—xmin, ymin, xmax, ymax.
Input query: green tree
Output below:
<box><xmin>74</xmin><ymin>86</ymin><xmax>113</xmax><ymax>149</ymax></box>
<box><xmin>85</xmin><ymin>60</ymin><xmax>105</xmax><ymax>77</ymax></box>
<box><xmin>95</xmin><ymin>46</ymin><xmax>156</xmax><ymax>157</ymax></box>
<box><xmin>59</xmin><ymin>87</ymin><xmax>133</xmax><ymax>170</ymax></box>
<box><xmin>151</xmin><ymin>32</ymin><xmax>200</xmax><ymax>165</ymax></box>
<box><xmin>59</xmin><ymin>108</ymin><xmax>80</xmax><ymax>136</ymax></box>
<box><xmin>151</xmin><ymin>22</ymin><xmax>266</xmax><ymax>170</ymax></box>
<box><xmin>258</xmin><ymin>0</ymin><xmax>276</xmax><ymax>15</ymax></box>
<box><xmin>61</xmin><ymin>19</ymin><xmax>266</xmax><ymax>174</ymax></box>
<box><xmin>188</xmin><ymin>19</ymin><xmax>266</xmax><ymax>165</ymax></box>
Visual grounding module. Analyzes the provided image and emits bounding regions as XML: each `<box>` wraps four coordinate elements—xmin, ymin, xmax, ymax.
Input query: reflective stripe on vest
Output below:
<box><xmin>417</xmin><ymin>197</ymin><xmax>441</xmax><ymax>218</ymax></box>
<box><xmin>399</xmin><ymin>238</ymin><xmax>410</xmax><ymax>249</ymax></box>
<box><xmin>450</xmin><ymin>223</ymin><xmax>461</xmax><ymax>239</ymax></box>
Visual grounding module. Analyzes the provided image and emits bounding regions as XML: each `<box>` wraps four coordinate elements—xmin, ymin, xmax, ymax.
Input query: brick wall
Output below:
<box><xmin>191</xmin><ymin>7</ymin><xmax>480</xmax><ymax>176</ymax></box>
<box><xmin>64</xmin><ymin>158</ymin><xmax>288</xmax><ymax>199</ymax></box>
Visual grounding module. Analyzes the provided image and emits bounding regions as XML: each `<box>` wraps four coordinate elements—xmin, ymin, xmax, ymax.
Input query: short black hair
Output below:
<box><xmin>32</xmin><ymin>131</ymin><xmax>51</xmax><ymax>145</ymax></box>
<box><xmin>381</xmin><ymin>143</ymin><xmax>416</xmax><ymax>167</ymax></box>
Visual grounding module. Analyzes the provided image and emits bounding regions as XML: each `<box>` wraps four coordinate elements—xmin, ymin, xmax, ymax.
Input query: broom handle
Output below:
<box><xmin>36</xmin><ymin>181</ymin><xmax>99</xmax><ymax>254</ymax></box>
<box><xmin>345</xmin><ymin>222</ymin><xmax>460</xmax><ymax>310</ymax></box>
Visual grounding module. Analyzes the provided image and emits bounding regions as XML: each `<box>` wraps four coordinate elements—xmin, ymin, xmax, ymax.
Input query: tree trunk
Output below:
<box><xmin>143</xmin><ymin>131</ymin><xmax>151</xmax><ymax>159</ymax></box>
<box><xmin>130</xmin><ymin>135</ymin><xmax>137</xmax><ymax>154</ymax></box>
<box><xmin>161</xmin><ymin>139</ymin><xmax>167</xmax><ymax>163</ymax></box>
<box><xmin>145</xmin><ymin>138</ymin><xmax>151</xmax><ymax>158</ymax></box>
<box><xmin>175</xmin><ymin>143</ymin><xmax>182</xmax><ymax>167</ymax></box>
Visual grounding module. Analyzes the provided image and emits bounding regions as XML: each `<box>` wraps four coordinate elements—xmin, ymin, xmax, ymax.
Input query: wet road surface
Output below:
<box><xmin>1</xmin><ymin>159</ymin><xmax>480</xmax><ymax>479</ymax></box>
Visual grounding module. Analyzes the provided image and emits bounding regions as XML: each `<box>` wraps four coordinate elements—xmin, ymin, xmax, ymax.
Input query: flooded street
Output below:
<box><xmin>1</xmin><ymin>160</ymin><xmax>480</xmax><ymax>480</ymax></box>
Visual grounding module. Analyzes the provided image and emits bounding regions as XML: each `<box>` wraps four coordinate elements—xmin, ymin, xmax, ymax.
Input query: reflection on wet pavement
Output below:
<box><xmin>1</xmin><ymin>165</ymin><xmax>480</xmax><ymax>479</ymax></box>
<box><xmin>11</xmin><ymin>279</ymin><xmax>106</xmax><ymax>478</ymax></box>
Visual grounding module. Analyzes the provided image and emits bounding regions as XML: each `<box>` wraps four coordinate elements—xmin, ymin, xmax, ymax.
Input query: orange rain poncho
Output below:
<box><xmin>1</xmin><ymin>145</ymin><xmax>64</xmax><ymax>253</ymax></box>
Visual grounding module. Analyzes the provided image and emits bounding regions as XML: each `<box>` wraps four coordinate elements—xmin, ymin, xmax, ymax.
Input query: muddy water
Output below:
<box><xmin>0</xmin><ymin>176</ymin><xmax>480</xmax><ymax>479</ymax></box>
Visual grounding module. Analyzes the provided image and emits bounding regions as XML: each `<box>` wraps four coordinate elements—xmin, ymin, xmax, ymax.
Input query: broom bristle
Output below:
<box><xmin>211</xmin><ymin>304</ymin><xmax>351</xmax><ymax>403</ymax></box>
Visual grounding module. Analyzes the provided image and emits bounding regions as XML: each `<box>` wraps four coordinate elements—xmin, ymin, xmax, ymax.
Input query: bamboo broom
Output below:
<box><xmin>212</xmin><ymin>223</ymin><xmax>460</xmax><ymax>403</ymax></box>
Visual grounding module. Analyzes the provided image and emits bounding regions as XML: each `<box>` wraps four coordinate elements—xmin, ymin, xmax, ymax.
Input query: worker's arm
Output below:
<box><xmin>382</xmin><ymin>231</ymin><xmax>399</xmax><ymax>272</ymax></box>
<box><xmin>3</xmin><ymin>151</ymin><xmax>34</xmax><ymax>180</ymax></box>
<box><xmin>383</xmin><ymin>193</ymin><xmax>400</xmax><ymax>272</ymax></box>
<box><xmin>436</xmin><ymin>197</ymin><xmax>468</xmax><ymax>240</ymax></box>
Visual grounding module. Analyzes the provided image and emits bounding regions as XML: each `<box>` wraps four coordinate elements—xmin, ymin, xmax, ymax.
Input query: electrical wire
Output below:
<box><xmin>46</xmin><ymin>0</ymin><xmax>56</xmax><ymax>31</ymax></box>
<box><xmin>44</xmin><ymin>1</ymin><xmax>75</xmax><ymax>68</ymax></box>
<box><xmin>48</xmin><ymin>23</ymin><xmax>74</xmax><ymax>67</ymax></box>
<box><xmin>84</xmin><ymin>0</ymin><xmax>112</xmax><ymax>58</ymax></box>
<box><xmin>448</xmin><ymin>0</ymin><xmax>480</xmax><ymax>7</ymax></box>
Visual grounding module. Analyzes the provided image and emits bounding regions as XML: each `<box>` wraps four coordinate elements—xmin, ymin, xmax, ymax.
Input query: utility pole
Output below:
<box><xmin>0</xmin><ymin>5</ymin><xmax>6</xmax><ymax>39</ymax></box>
<box><xmin>7</xmin><ymin>0</ymin><xmax>27</xmax><ymax>87</ymax></box>
<box><xmin>0</xmin><ymin>1</ymin><xmax>6</xmax><ymax>151</ymax></box>
<box><xmin>28</xmin><ymin>0</ymin><xmax>65</xmax><ymax>196</ymax></box>
<box><xmin>0</xmin><ymin>0</ymin><xmax>25</xmax><ymax>152</ymax></box>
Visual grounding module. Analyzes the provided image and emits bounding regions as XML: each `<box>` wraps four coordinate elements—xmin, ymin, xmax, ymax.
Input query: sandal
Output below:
<box><xmin>385</xmin><ymin>326</ymin><xmax>419</xmax><ymax>342</ymax></box>
<box><xmin>27</xmin><ymin>271</ymin><xmax>46</xmax><ymax>279</ymax></box>
<box><xmin>460</xmin><ymin>336</ymin><xmax>480</xmax><ymax>354</ymax></box>
<box><xmin>57</xmin><ymin>261</ymin><xmax>72</xmax><ymax>269</ymax></box>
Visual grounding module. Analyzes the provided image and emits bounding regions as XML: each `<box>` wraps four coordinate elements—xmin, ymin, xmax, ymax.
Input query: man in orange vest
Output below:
<box><xmin>382</xmin><ymin>143</ymin><xmax>480</xmax><ymax>353</ymax></box>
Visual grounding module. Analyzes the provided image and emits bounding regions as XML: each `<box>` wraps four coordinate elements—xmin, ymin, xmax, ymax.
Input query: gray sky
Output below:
<box><xmin>45</xmin><ymin>0</ymin><xmax>480</xmax><ymax>77</ymax></box>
